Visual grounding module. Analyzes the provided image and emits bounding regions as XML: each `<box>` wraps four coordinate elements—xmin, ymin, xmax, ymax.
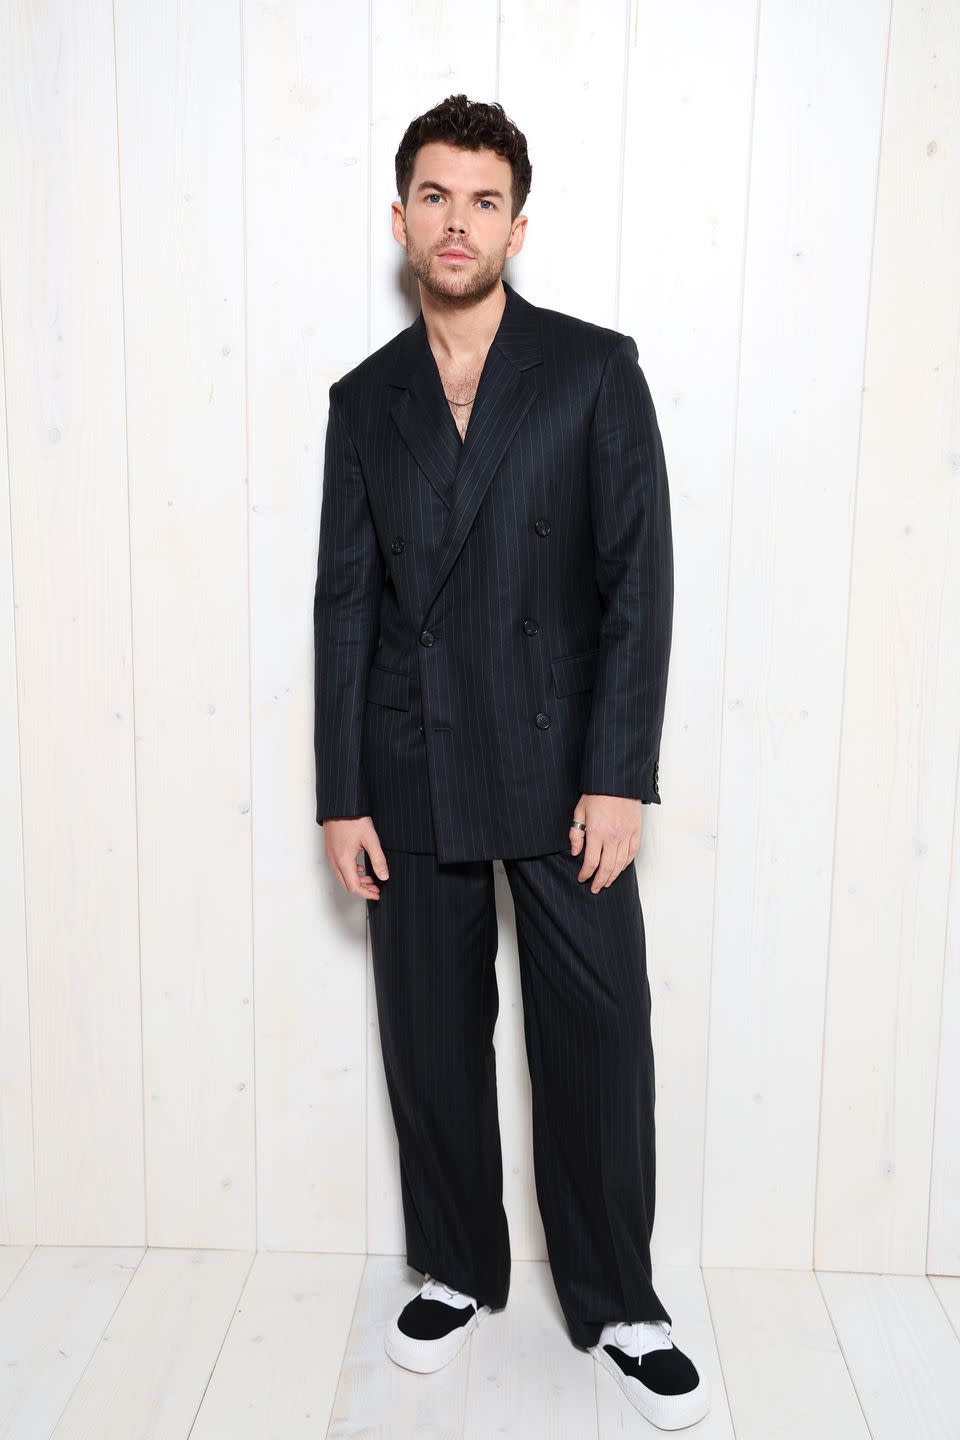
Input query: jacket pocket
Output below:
<box><xmin>551</xmin><ymin>646</ymin><xmax>600</xmax><ymax>697</ymax></box>
<box><xmin>366</xmin><ymin>662</ymin><xmax>411</xmax><ymax>711</ymax></box>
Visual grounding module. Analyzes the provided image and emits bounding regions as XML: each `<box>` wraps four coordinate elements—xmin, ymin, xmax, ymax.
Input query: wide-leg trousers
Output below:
<box><xmin>365</xmin><ymin>843</ymin><xmax>671</xmax><ymax>1351</ymax></box>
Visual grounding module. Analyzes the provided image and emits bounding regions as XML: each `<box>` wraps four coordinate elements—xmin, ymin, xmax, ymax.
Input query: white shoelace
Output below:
<box><xmin>421</xmin><ymin>1273</ymin><xmax>476</xmax><ymax>1308</ymax></box>
<box><xmin>611</xmin><ymin>1318</ymin><xmax>674</xmax><ymax>1356</ymax></box>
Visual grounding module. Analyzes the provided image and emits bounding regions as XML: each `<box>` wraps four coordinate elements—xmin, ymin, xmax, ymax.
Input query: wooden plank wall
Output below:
<box><xmin>0</xmin><ymin>0</ymin><xmax>957</xmax><ymax>1295</ymax></box>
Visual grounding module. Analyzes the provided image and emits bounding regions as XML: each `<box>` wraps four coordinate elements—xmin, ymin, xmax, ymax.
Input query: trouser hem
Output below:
<box><xmin>405</xmin><ymin>1254</ymin><xmax>509</xmax><ymax>1313</ymax></box>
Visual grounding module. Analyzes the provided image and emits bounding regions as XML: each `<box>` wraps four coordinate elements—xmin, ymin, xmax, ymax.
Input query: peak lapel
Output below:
<box><xmin>387</xmin><ymin>280</ymin><xmax>542</xmax><ymax>622</ymax></box>
<box><xmin>388</xmin><ymin>313</ymin><xmax>462</xmax><ymax>503</ymax></box>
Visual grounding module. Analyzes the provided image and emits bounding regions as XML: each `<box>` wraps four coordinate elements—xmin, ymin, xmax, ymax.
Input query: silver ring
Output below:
<box><xmin>570</xmin><ymin>820</ymin><xmax>586</xmax><ymax>832</ymax></box>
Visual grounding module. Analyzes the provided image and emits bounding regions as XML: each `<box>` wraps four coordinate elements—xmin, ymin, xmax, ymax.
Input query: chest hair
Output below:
<box><xmin>436</xmin><ymin>357</ymin><xmax>485</xmax><ymax>442</ymax></box>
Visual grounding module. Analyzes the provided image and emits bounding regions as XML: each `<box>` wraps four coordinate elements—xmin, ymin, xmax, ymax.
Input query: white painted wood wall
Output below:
<box><xmin>0</xmin><ymin>0</ymin><xmax>957</xmax><ymax>1295</ymax></box>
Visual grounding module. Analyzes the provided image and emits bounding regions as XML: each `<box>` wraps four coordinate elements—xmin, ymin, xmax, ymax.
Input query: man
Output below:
<box><xmin>313</xmin><ymin>94</ymin><xmax>710</xmax><ymax>1430</ymax></box>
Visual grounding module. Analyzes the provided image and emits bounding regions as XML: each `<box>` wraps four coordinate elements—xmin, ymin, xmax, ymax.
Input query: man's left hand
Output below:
<box><xmin>569</xmin><ymin>794</ymin><xmax>643</xmax><ymax>892</ymax></box>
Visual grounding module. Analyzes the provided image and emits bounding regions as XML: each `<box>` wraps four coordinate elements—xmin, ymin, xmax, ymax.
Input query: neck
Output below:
<box><xmin>419</xmin><ymin>279</ymin><xmax>507</xmax><ymax>364</ymax></box>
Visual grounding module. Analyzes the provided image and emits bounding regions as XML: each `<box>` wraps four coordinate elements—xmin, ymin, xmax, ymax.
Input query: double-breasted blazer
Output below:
<box><xmin>313</xmin><ymin>278</ymin><xmax>674</xmax><ymax>864</ymax></box>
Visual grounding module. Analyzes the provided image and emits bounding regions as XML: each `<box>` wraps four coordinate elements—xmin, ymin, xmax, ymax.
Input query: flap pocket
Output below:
<box><xmin>551</xmin><ymin>646</ymin><xmax>600</xmax><ymax>697</ymax></box>
<box><xmin>366</xmin><ymin>662</ymin><xmax>411</xmax><ymax>711</ymax></box>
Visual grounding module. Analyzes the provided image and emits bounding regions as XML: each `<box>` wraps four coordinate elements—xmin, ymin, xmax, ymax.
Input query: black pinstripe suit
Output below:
<box><xmin>313</xmin><ymin>278</ymin><xmax>674</xmax><ymax>1348</ymax></box>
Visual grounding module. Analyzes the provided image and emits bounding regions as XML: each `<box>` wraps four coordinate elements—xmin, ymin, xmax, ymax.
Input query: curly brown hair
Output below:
<box><xmin>395</xmin><ymin>93</ymin><xmax>533</xmax><ymax>222</ymax></box>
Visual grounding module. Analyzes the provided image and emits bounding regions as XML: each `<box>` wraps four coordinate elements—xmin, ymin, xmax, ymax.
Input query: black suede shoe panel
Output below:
<box><xmin>601</xmin><ymin>1343</ymin><xmax>700</xmax><ymax>1396</ymax></box>
<box><xmin>398</xmin><ymin>1295</ymin><xmax>477</xmax><ymax>1341</ymax></box>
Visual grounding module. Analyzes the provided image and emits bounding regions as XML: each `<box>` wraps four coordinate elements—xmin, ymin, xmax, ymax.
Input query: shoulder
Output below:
<box><xmin>523</xmin><ymin>294</ymin><xmax>659</xmax><ymax>432</ymax></box>
<box><xmin>527</xmin><ymin>291</ymin><xmax>640</xmax><ymax>379</ymax></box>
<box><xmin>533</xmin><ymin>294</ymin><xmax>623</xmax><ymax>347</ymax></box>
<box><xmin>328</xmin><ymin>326</ymin><xmax>407</xmax><ymax>407</ymax></box>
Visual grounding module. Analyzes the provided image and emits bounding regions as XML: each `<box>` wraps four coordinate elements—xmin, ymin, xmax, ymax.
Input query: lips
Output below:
<box><xmin>439</xmin><ymin>249</ymin><xmax>473</xmax><ymax>259</ymax></box>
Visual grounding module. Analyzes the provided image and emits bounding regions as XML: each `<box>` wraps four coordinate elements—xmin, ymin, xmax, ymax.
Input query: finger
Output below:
<box><xmin>578</xmin><ymin>831</ymin><xmax>604</xmax><ymax>883</ymax></box>
<box><xmin>591</xmin><ymin>835</ymin><xmax>622</xmax><ymax>893</ymax></box>
<box><xmin>354</xmin><ymin>857</ymin><xmax>381</xmax><ymax>899</ymax></box>
<box><xmin>335</xmin><ymin>853</ymin><xmax>376</xmax><ymax>897</ymax></box>
<box><xmin>600</xmin><ymin>834</ymin><xmax>628</xmax><ymax>889</ymax></box>
<box><xmin>569</xmin><ymin>817</ymin><xmax>586</xmax><ymax>855</ymax></box>
<box><xmin>353</xmin><ymin>862</ymin><xmax>381</xmax><ymax>898</ymax></box>
<box><xmin>362</xmin><ymin>835</ymin><xmax>391</xmax><ymax>881</ymax></box>
<box><xmin>356</xmin><ymin>866</ymin><xmax>381</xmax><ymax>897</ymax></box>
<box><xmin>592</xmin><ymin>840</ymin><xmax>616</xmax><ymax>887</ymax></box>
<box><xmin>355</xmin><ymin>843</ymin><xmax>384</xmax><ymax>899</ymax></box>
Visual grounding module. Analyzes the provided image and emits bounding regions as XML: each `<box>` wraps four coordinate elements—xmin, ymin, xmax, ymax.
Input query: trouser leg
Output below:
<box><xmin>501</xmin><ymin>847</ymin><xmax>671</xmax><ymax>1349</ymax></box>
<box><xmin>365</xmin><ymin>847</ymin><xmax>510</xmax><ymax>1310</ymax></box>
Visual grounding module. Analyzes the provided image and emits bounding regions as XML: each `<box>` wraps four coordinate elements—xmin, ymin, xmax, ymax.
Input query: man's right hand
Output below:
<box><xmin>322</xmin><ymin>817</ymin><xmax>390</xmax><ymax>900</ymax></box>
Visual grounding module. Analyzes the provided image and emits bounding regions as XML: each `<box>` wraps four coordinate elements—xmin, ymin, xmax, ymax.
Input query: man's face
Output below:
<box><xmin>392</xmin><ymin>141</ymin><xmax>526</xmax><ymax>304</ymax></box>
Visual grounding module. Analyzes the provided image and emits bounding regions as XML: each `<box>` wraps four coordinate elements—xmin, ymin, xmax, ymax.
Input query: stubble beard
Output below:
<box><xmin>405</xmin><ymin>236</ymin><xmax>508</xmax><ymax>308</ymax></box>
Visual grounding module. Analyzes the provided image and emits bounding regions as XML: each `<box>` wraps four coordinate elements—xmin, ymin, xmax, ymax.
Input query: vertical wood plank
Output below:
<box><xmin>929</xmin><ymin>764</ymin><xmax>960</xmax><ymax>1274</ymax></box>
<box><xmin>114</xmin><ymin>0</ymin><xmax>255</xmax><ymax>1247</ymax></box>
<box><xmin>244</xmin><ymin>0</ymin><xmax>373</xmax><ymax>1251</ymax></box>
<box><xmin>0</xmin><ymin>249</ymin><xmax>33</xmax><ymax>1242</ymax></box>
<box><xmin>618</xmin><ymin>0</ymin><xmax>757</xmax><ymax>1268</ymax></box>
<box><xmin>0</xmin><ymin>0</ymin><xmax>145</xmax><ymax>1244</ymax></box>
<box><xmin>815</xmin><ymin>0</ymin><xmax>960</xmax><ymax>1274</ymax></box>
<box><xmin>499</xmin><ymin>0</ymin><xmax>627</xmax><ymax>322</ymax></box>
<box><xmin>703</xmin><ymin>0</ymin><xmax>891</xmax><ymax>1268</ymax></box>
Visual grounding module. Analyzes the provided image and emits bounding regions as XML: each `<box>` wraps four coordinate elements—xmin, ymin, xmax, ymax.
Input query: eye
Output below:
<box><xmin>478</xmin><ymin>199</ymin><xmax>495</xmax><ymax>210</ymax></box>
<box><xmin>425</xmin><ymin>193</ymin><xmax>443</xmax><ymax>204</ymax></box>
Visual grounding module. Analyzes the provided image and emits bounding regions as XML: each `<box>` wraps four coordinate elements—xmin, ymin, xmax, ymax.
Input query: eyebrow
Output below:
<box><xmin>415</xmin><ymin>181</ymin><xmax>505</xmax><ymax>201</ymax></box>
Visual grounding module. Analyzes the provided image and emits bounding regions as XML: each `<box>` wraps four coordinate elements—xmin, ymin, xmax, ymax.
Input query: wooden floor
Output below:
<box><xmin>1</xmin><ymin>1247</ymin><xmax>959</xmax><ymax>1437</ymax></box>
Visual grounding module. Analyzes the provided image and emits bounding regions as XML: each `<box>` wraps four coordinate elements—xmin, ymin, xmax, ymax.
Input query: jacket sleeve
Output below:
<box><xmin>314</xmin><ymin>381</ymin><xmax>385</xmax><ymax>825</ymax></box>
<box><xmin>578</xmin><ymin>335</ymin><xmax>674</xmax><ymax>805</ymax></box>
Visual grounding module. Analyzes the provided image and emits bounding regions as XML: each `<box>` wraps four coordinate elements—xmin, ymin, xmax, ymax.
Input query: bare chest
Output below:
<box><xmin>436</xmin><ymin>357</ymin><xmax>485</xmax><ymax>442</ymax></box>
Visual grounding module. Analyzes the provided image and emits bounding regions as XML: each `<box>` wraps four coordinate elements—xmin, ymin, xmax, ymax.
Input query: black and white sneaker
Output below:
<box><xmin>385</xmin><ymin>1274</ymin><xmax>492</xmax><ymax>1373</ymax></box>
<box><xmin>590</xmin><ymin>1319</ymin><xmax>711</xmax><ymax>1430</ymax></box>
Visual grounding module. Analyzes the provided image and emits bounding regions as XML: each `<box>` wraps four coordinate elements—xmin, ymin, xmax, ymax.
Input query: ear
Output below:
<box><xmin>507</xmin><ymin>213</ymin><xmax>528</xmax><ymax>259</ymax></box>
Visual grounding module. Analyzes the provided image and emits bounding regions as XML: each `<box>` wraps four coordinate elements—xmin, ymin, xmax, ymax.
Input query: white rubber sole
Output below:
<box><xmin>590</xmin><ymin>1342</ymin><xmax>712</xmax><ymax>1430</ymax></box>
<box><xmin>385</xmin><ymin>1302</ymin><xmax>491</xmax><ymax>1373</ymax></box>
